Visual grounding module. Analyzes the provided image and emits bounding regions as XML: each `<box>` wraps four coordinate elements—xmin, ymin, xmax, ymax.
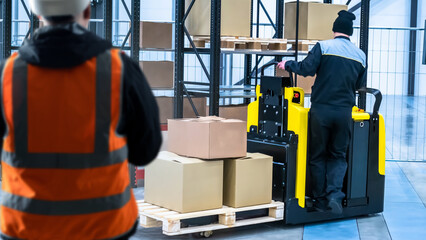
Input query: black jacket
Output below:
<box><xmin>285</xmin><ymin>36</ymin><xmax>367</xmax><ymax>109</ymax></box>
<box><xmin>0</xmin><ymin>23</ymin><xmax>162</xmax><ymax>166</ymax></box>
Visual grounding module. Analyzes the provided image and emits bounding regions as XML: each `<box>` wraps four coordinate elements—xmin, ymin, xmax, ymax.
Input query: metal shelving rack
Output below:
<box><xmin>174</xmin><ymin>0</ymin><xmax>370</xmax><ymax>118</ymax></box>
<box><xmin>174</xmin><ymin>0</ymin><xmax>294</xmax><ymax>118</ymax></box>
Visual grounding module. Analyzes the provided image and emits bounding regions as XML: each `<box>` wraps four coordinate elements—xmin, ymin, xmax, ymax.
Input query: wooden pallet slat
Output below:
<box><xmin>218</xmin><ymin>212</ymin><xmax>236</xmax><ymax>226</ymax></box>
<box><xmin>140</xmin><ymin>215</ymin><xmax>162</xmax><ymax>228</ymax></box>
<box><xmin>137</xmin><ymin>200</ymin><xmax>284</xmax><ymax>236</ymax></box>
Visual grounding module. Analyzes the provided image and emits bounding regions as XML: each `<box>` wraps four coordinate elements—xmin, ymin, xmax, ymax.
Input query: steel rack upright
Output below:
<box><xmin>174</xmin><ymin>0</ymin><xmax>293</xmax><ymax>118</ymax></box>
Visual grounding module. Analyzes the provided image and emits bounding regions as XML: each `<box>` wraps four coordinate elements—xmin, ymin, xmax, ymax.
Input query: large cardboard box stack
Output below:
<box><xmin>145</xmin><ymin>151</ymin><xmax>223</xmax><ymax>213</ymax></box>
<box><xmin>284</xmin><ymin>2</ymin><xmax>348</xmax><ymax>40</ymax></box>
<box><xmin>139</xmin><ymin>61</ymin><xmax>174</xmax><ymax>89</ymax></box>
<box><xmin>168</xmin><ymin>117</ymin><xmax>247</xmax><ymax>159</ymax></box>
<box><xmin>156</xmin><ymin>97</ymin><xmax>206</xmax><ymax>124</ymax></box>
<box><xmin>185</xmin><ymin>0</ymin><xmax>251</xmax><ymax>37</ymax></box>
<box><xmin>140</xmin><ymin>21</ymin><xmax>173</xmax><ymax>49</ymax></box>
<box><xmin>276</xmin><ymin>68</ymin><xmax>316</xmax><ymax>94</ymax></box>
<box><xmin>146</xmin><ymin>117</ymin><xmax>273</xmax><ymax>213</ymax></box>
<box><xmin>223</xmin><ymin>153</ymin><xmax>273</xmax><ymax>207</ymax></box>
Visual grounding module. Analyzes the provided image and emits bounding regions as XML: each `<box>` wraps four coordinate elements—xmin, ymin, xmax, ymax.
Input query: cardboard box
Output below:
<box><xmin>276</xmin><ymin>69</ymin><xmax>315</xmax><ymax>94</ymax></box>
<box><xmin>168</xmin><ymin>117</ymin><xmax>247</xmax><ymax>159</ymax></box>
<box><xmin>140</xmin><ymin>21</ymin><xmax>173</xmax><ymax>49</ymax></box>
<box><xmin>296</xmin><ymin>75</ymin><xmax>316</xmax><ymax>94</ymax></box>
<box><xmin>156</xmin><ymin>97</ymin><xmax>207</xmax><ymax>124</ymax></box>
<box><xmin>139</xmin><ymin>61</ymin><xmax>174</xmax><ymax>89</ymax></box>
<box><xmin>145</xmin><ymin>151</ymin><xmax>223</xmax><ymax>213</ymax></box>
<box><xmin>185</xmin><ymin>0</ymin><xmax>251</xmax><ymax>37</ymax></box>
<box><xmin>261</xmin><ymin>43</ymin><xmax>269</xmax><ymax>51</ymax></box>
<box><xmin>284</xmin><ymin>2</ymin><xmax>348</xmax><ymax>40</ymax></box>
<box><xmin>275</xmin><ymin>67</ymin><xmax>290</xmax><ymax>78</ymax></box>
<box><xmin>223</xmin><ymin>153</ymin><xmax>273</xmax><ymax>208</ymax></box>
<box><xmin>206</xmin><ymin>105</ymin><xmax>248</xmax><ymax>122</ymax></box>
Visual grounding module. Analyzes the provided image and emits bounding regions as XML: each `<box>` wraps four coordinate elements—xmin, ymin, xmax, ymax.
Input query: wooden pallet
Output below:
<box><xmin>192</xmin><ymin>36</ymin><xmax>289</xmax><ymax>51</ymax></box>
<box><xmin>137</xmin><ymin>200</ymin><xmax>284</xmax><ymax>236</ymax></box>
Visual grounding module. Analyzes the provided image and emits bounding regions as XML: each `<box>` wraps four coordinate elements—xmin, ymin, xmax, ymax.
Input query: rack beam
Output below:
<box><xmin>407</xmin><ymin>0</ymin><xmax>418</xmax><ymax>96</ymax></box>
<box><xmin>244</xmin><ymin>0</ymin><xmax>254</xmax><ymax>104</ymax></box>
<box><xmin>2</xmin><ymin>0</ymin><xmax>12</xmax><ymax>59</ymax></box>
<box><xmin>359</xmin><ymin>0</ymin><xmax>370</xmax><ymax>109</ymax></box>
<box><xmin>275</xmin><ymin>0</ymin><xmax>284</xmax><ymax>65</ymax></box>
<box><xmin>130</xmin><ymin>0</ymin><xmax>140</xmax><ymax>62</ymax></box>
<box><xmin>104</xmin><ymin>0</ymin><xmax>113</xmax><ymax>42</ymax></box>
<box><xmin>423</xmin><ymin>19</ymin><xmax>426</xmax><ymax>65</ymax></box>
<box><xmin>174</xmin><ymin>0</ymin><xmax>185</xmax><ymax>118</ymax></box>
<box><xmin>209</xmin><ymin>0</ymin><xmax>221</xmax><ymax>116</ymax></box>
<box><xmin>128</xmin><ymin>0</ymin><xmax>141</xmax><ymax>189</ymax></box>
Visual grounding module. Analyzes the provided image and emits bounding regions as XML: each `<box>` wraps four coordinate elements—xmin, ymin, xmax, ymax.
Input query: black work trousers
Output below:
<box><xmin>309</xmin><ymin>105</ymin><xmax>352</xmax><ymax>202</ymax></box>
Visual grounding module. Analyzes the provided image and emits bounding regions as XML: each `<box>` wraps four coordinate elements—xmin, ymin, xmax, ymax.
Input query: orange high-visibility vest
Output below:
<box><xmin>0</xmin><ymin>49</ymin><xmax>138</xmax><ymax>239</ymax></box>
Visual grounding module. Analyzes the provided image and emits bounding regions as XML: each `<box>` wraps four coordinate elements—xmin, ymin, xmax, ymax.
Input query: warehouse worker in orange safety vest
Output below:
<box><xmin>0</xmin><ymin>0</ymin><xmax>162</xmax><ymax>239</ymax></box>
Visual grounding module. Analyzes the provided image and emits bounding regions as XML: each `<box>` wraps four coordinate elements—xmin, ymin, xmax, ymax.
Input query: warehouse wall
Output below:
<box><xmin>348</xmin><ymin>0</ymin><xmax>424</xmax><ymax>96</ymax></box>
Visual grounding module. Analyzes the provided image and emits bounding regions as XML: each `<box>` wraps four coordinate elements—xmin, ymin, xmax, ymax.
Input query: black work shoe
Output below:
<box><xmin>314</xmin><ymin>204</ymin><xmax>327</xmax><ymax>212</ymax></box>
<box><xmin>328</xmin><ymin>199</ymin><xmax>343</xmax><ymax>215</ymax></box>
<box><xmin>312</xmin><ymin>199</ymin><xmax>328</xmax><ymax>212</ymax></box>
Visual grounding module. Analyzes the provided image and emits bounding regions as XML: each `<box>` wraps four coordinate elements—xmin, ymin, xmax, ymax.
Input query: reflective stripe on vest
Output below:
<box><xmin>1</xmin><ymin>49</ymin><xmax>138</xmax><ymax>240</ymax></box>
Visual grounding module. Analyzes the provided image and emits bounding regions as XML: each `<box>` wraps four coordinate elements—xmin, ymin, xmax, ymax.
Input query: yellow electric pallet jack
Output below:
<box><xmin>247</xmin><ymin>62</ymin><xmax>386</xmax><ymax>224</ymax></box>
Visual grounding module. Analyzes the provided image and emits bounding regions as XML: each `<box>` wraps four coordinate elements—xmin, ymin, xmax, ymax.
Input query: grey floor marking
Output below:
<box><xmin>397</xmin><ymin>162</ymin><xmax>426</xmax><ymax>207</ymax></box>
<box><xmin>131</xmin><ymin>222</ymin><xmax>304</xmax><ymax>240</ymax></box>
<box><xmin>356</xmin><ymin>214</ymin><xmax>391</xmax><ymax>240</ymax></box>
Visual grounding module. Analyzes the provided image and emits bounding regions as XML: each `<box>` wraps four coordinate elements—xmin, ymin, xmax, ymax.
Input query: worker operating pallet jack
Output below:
<box><xmin>246</xmin><ymin>61</ymin><xmax>385</xmax><ymax>224</ymax></box>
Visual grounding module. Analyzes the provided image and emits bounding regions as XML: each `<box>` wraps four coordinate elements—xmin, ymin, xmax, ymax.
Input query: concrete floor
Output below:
<box><xmin>0</xmin><ymin>95</ymin><xmax>424</xmax><ymax>239</ymax></box>
<box><xmin>130</xmin><ymin>161</ymin><xmax>426</xmax><ymax>240</ymax></box>
<box><xmin>130</xmin><ymin>95</ymin><xmax>426</xmax><ymax>239</ymax></box>
<box><xmin>0</xmin><ymin>162</ymin><xmax>423</xmax><ymax>239</ymax></box>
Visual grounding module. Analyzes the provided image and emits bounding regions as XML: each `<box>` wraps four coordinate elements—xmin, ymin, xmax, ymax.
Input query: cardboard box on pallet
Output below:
<box><xmin>168</xmin><ymin>117</ymin><xmax>247</xmax><ymax>159</ymax></box>
<box><xmin>206</xmin><ymin>104</ymin><xmax>248</xmax><ymax>122</ymax></box>
<box><xmin>156</xmin><ymin>97</ymin><xmax>206</xmax><ymax>124</ymax></box>
<box><xmin>140</xmin><ymin>21</ymin><xmax>173</xmax><ymax>49</ymax></box>
<box><xmin>185</xmin><ymin>0</ymin><xmax>251</xmax><ymax>37</ymax></box>
<box><xmin>139</xmin><ymin>61</ymin><xmax>174</xmax><ymax>89</ymax></box>
<box><xmin>223</xmin><ymin>153</ymin><xmax>273</xmax><ymax>208</ymax></box>
<box><xmin>284</xmin><ymin>2</ymin><xmax>347</xmax><ymax>40</ymax></box>
<box><xmin>145</xmin><ymin>151</ymin><xmax>223</xmax><ymax>213</ymax></box>
<box><xmin>276</xmin><ymin>69</ymin><xmax>316</xmax><ymax>94</ymax></box>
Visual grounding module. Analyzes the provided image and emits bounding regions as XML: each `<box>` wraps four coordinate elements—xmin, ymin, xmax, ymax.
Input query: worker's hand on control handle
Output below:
<box><xmin>277</xmin><ymin>60</ymin><xmax>287</xmax><ymax>70</ymax></box>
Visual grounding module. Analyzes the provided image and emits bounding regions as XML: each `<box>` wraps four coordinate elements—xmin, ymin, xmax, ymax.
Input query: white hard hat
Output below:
<box><xmin>29</xmin><ymin>0</ymin><xmax>91</xmax><ymax>17</ymax></box>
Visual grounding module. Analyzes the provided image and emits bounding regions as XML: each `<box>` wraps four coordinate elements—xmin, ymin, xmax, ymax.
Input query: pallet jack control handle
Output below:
<box><xmin>260</xmin><ymin>61</ymin><xmax>279</xmax><ymax>76</ymax></box>
<box><xmin>260</xmin><ymin>61</ymin><xmax>294</xmax><ymax>87</ymax></box>
<box><xmin>357</xmin><ymin>88</ymin><xmax>382</xmax><ymax>118</ymax></box>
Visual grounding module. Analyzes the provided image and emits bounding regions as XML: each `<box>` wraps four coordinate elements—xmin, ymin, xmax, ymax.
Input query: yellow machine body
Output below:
<box><xmin>247</xmin><ymin>86</ymin><xmax>386</xmax><ymax>208</ymax></box>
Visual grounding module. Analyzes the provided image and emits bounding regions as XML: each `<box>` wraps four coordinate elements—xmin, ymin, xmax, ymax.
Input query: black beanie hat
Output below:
<box><xmin>332</xmin><ymin>10</ymin><xmax>356</xmax><ymax>36</ymax></box>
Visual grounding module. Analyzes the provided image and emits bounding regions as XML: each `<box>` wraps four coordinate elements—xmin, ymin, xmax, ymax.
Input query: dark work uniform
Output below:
<box><xmin>285</xmin><ymin>36</ymin><xmax>367</xmax><ymax>202</ymax></box>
